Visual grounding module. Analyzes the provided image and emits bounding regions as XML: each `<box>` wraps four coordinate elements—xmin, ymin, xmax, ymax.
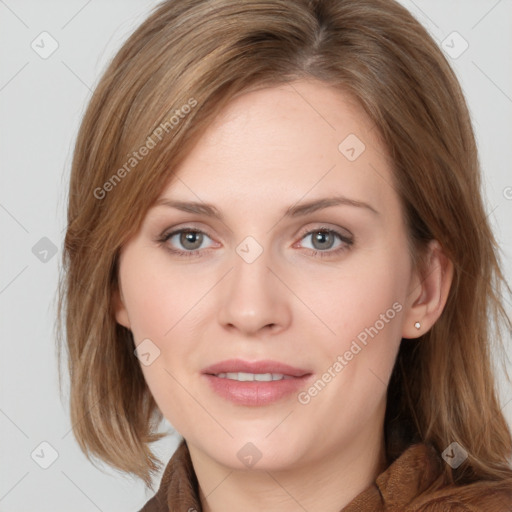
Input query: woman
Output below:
<box><xmin>58</xmin><ymin>0</ymin><xmax>512</xmax><ymax>510</ymax></box>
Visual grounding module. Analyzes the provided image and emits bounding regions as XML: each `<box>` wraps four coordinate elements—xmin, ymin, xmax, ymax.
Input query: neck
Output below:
<box><xmin>188</xmin><ymin>426</ymin><xmax>387</xmax><ymax>512</ymax></box>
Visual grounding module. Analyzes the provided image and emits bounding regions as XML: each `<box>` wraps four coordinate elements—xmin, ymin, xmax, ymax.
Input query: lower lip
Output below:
<box><xmin>203</xmin><ymin>374</ymin><xmax>311</xmax><ymax>406</ymax></box>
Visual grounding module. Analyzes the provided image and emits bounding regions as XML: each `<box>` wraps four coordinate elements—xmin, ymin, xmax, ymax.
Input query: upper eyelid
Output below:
<box><xmin>160</xmin><ymin>223</ymin><xmax>351</xmax><ymax>236</ymax></box>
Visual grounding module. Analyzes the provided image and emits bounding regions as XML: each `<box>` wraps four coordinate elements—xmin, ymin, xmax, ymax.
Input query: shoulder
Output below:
<box><xmin>138</xmin><ymin>439</ymin><xmax>201</xmax><ymax>512</ymax></box>
<box><xmin>408</xmin><ymin>482</ymin><xmax>512</xmax><ymax>512</ymax></box>
<box><xmin>377</xmin><ymin>442</ymin><xmax>512</xmax><ymax>512</ymax></box>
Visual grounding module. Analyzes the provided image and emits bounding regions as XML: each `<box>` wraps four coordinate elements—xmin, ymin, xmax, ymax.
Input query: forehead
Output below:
<box><xmin>158</xmin><ymin>80</ymin><xmax>397</xmax><ymax>221</ymax></box>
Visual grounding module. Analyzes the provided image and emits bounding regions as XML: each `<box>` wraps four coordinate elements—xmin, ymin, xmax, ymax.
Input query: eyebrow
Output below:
<box><xmin>154</xmin><ymin>195</ymin><xmax>379</xmax><ymax>220</ymax></box>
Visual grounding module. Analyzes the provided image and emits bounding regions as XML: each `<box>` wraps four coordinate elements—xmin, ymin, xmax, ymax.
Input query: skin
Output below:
<box><xmin>114</xmin><ymin>79</ymin><xmax>453</xmax><ymax>512</ymax></box>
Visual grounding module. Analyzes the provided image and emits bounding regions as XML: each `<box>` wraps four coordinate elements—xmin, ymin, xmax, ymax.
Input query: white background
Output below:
<box><xmin>1</xmin><ymin>0</ymin><xmax>511</xmax><ymax>510</ymax></box>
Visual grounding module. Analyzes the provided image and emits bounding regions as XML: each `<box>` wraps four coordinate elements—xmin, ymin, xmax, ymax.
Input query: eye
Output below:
<box><xmin>157</xmin><ymin>225</ymin><xmax>354</xmax><ymax>259</ymax></box>
<box><xmin>157</xmin><ymin>228</ymin><xmax>217</xmax><ymax>257</ymax></box>
<box><xmin>296</xmin><ymin>227</ymin><xmax>354</xmax><ymax>258</ymax></box>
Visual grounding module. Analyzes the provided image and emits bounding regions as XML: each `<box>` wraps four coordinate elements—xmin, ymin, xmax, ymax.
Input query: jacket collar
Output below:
<box><xmin>141</xmin><ymin>439</ymin><xmax>443</xmax><ymax>511</ymax></box>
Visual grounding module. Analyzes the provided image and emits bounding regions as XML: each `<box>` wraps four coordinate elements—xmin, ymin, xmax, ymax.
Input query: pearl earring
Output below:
<box><xmin>414</xmin><ymin>321</ymin><xmax>421</xmax><ymax>329</ymax></box>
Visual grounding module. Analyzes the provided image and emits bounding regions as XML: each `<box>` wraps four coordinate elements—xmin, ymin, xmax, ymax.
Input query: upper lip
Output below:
<box><xmin>202</xmin><ymin>359</ymin><xmax>311</xmax><ymax>378</ymax></box>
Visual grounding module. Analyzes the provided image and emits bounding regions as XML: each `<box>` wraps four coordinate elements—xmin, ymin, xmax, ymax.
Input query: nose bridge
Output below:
<box><xmin>217</xmin><ymin>239</ymin><xmax>291</xmax><ymax>334</ymax></box>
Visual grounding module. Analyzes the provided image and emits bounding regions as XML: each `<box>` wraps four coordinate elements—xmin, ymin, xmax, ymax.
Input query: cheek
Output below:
<box><xmin>118</xmin><ymin>251</ymin><xmax>211</xmax><ymax>417</ymax></box>
<box><xmin>294</xmin><ymin>256</ymin><xmax>406</xmax><ymax>430</ymax></box>
<box><xmin>119</xmin><ymin>256</ymin><xmax>200</xmax><ymax>430</ymax></box>
<box><xmin>297</xmin><ymin>248</ymin><xmax>408</xmax><ymax>353</ymax></box>
<box><xmin>296</xmin><ymin>253</ymin><xmax>407</xmax><ymax>422</ymax></box>
<box><xmin>119</xmin><ymin>250</ymin><xmax>207</xmax><ymax>340</ymax></box>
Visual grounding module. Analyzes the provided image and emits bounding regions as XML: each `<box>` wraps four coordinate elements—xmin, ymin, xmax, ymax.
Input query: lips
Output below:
<box><xmin>202</xmin><ymin>359</ymin><xmax>313</xmax><ymax>406</ymax></box>
<box><xmin>202</xmin><ymin>359</ymin><xmax>311</xmax><ymax>378</ymax></box>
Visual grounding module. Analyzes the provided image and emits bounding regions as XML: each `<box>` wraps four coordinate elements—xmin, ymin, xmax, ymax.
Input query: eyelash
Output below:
<box><xmin>156</xmin><ymin>226</ymin><xmax>354</xmax><ymax>260</ymax></box>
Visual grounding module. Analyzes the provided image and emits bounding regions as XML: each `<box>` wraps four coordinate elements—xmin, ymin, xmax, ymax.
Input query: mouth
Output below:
<box><xmin>202</xmin><ymin>358</ymin><xmax>311</xmax><ymax>377</ymax></box>
<box><xmin>213</xmin><ymin>372</ymin><xmax>295</xmax><ymax>381</ymax></box>
<box><xmin>201</xmin><ymin>359</ymin><xmax>313</xmax><ymax>406</ymax></box>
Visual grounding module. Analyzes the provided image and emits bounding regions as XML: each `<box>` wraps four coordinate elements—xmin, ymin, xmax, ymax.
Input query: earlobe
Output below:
<box><xmin>112</xmin><ymin>286</ymin><xmax>131</xmax><ymax>329</ymax></box>
<box><xmin>402</xmin><ymin>240</ymin><xmax>454</xmax><ymax>339</ymax></box>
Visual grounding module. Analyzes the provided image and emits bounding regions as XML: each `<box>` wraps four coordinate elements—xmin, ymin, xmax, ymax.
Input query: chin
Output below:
<box><xmin>196</xmin><ymin>433</ymin><xmax>308</xmax><ymax>472</ymax></box>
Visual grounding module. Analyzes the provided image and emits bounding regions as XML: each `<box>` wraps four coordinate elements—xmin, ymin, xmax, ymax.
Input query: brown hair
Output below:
<box><xmin>57</xmin><ymin>0</ymin><xmax>512</xmax><ymax>501</ymax></box>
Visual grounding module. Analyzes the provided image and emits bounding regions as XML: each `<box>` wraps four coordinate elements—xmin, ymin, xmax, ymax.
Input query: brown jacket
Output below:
<box><xmin>140</xmin><ymin>440</ymin><xmax>512</xmax><ymax>511</ymax></box>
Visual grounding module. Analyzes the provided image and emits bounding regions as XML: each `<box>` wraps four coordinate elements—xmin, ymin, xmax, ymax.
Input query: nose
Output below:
<box><xmin>217</xmin><ymin>247</ymin><xmax>292</xmax><ymax>336</ymax></box>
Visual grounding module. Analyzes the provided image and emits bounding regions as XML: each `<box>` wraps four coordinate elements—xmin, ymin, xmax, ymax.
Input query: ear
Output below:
<box><xmin>402</xmin><ymin>240</ymin><xmax>453</xmax><ymax>339</ymax></box>
<box><xmin>112</xmin><ymin>284</ymin><xmax>131</xmax><ymax>329</ymax></box>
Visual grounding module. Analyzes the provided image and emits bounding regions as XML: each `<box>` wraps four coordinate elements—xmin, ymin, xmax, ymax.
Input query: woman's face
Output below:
<box><xmin>115</xmin><ymin>80</ymin><xmax>421</xmax><ymax>472</ymax></box>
